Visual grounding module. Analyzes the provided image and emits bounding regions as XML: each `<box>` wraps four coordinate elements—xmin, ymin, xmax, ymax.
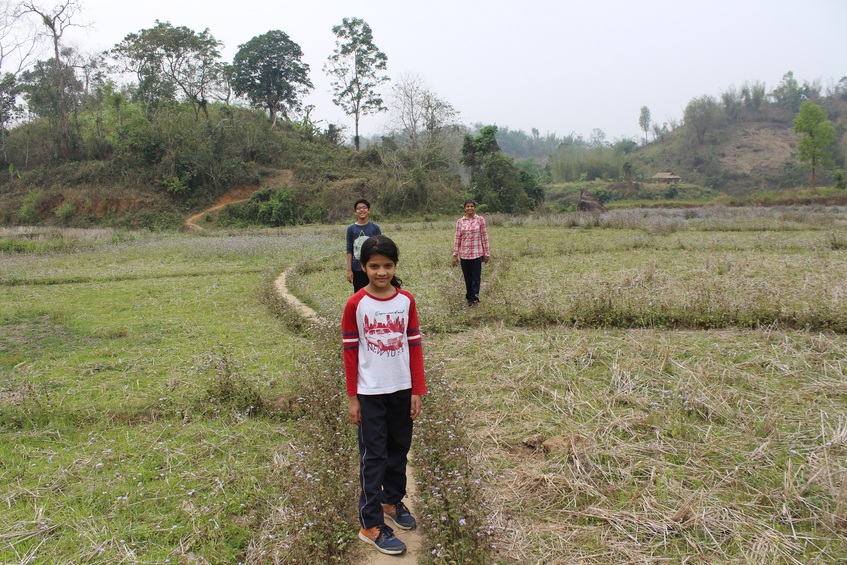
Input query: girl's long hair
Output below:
<box><xmin>359</xmin><ymin>235</ymin><xmax>403</xmax><ymax>289</ymax></box>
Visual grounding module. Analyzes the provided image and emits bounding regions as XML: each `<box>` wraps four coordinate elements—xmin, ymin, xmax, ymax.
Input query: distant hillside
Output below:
<box><xmin>3</xmin><ymin>66</ymin><xmax>846</xmax><ymax>230</ymax></box>
<box><xmin>532</xmin><ymin>80</ymin><xmax>847</xmax><ymax>197</ymax></box>
<box><xmin>619</xmin><ymin>98</ymin><xmax>846</xmax><ymax>195</ymax></box>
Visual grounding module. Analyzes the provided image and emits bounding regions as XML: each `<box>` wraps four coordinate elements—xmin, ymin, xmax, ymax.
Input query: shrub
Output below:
<box><xmin>194</xmin><ymin>347</ymin><xmax>264</xmax><ymax>417</ymax></box>
<box><xmin>55</xmin><ymin>201</ymin><xmax>76</xmax><ymax>225</ymax></box>
<box><xmin>257</xmin><ymin>187</ymin><xmax>298</xmax><ymax>226</ymax></box>
<box><xmin>14</xmin><ymin>190</ymin><xmax>51</xmax><ymax>225</ymax></box>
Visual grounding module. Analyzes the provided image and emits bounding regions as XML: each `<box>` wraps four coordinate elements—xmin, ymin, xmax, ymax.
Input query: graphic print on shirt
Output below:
<box><xmin>353</xmin><ymin>230</ymin><xmax>368</xmax><ymax>261</ymax></box>
<box><xmin>363</xmin><ymin>310</ymin><xmax>406</xmax><ymax>355</ymax></box>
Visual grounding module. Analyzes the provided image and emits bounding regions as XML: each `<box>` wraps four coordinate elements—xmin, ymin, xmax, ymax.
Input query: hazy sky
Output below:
<box><xmin>61</xmin><ymin>0</ymin><xmax>847</xmax><ymax>143</ymax></box>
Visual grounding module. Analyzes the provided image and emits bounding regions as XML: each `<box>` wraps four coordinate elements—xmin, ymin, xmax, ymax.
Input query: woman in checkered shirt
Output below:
<box><xmin>452</xmin><ymin>200</ymin><xmax>490</xmax><ymax>307</ymax></box>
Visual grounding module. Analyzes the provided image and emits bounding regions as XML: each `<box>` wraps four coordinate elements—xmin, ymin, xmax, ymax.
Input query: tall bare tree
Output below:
<box><xmin>390</xmin><ymin>73</ymin><xmax>457</xmax><ymax>154</ymax></box>
<box><xmin>2</xmin><ymin>0</ymin><xmax>39</xmax><ymax>74</ymax></box>
<box><xmin>19</xmin><ymin>0</ymin><xmax>83</xmax><ymax>158</ymax></box>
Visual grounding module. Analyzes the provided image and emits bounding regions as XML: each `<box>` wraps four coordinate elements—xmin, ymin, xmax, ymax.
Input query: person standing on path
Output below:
<box><xmin>346</xmin><ymin>199</ymin><xmax>382</xmax><ymax>293</ymax></box>
<box><xmin>342</xmin><ymin>235</ymin><xmax>426</xmax><ymax>556</ymax></box>
<box><xmin>452</xmin><ymin>199</ymin><xmax>490</xmax><ymax>307</ymax></box>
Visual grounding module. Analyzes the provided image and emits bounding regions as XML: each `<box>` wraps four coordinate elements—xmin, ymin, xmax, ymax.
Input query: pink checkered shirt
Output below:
<box><xmin>453</xmin><ymin>214</ymin><xmax>490</xmax><ymax>260</ymax></box>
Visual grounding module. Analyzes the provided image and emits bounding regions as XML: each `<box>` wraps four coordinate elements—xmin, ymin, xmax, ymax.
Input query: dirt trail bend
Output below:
<box><xmin>183</xmin><ymin>169</ymin><xmax>294</xmax><ymax>231</ymax></box>
<box><xmin>275</xmin><ymin>265</ymin><xmax>426</xmax><ymax>563</ymax></box>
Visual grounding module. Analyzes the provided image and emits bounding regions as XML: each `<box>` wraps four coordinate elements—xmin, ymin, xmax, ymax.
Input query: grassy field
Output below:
<box><xmin>2</xmin><ymin>206</ymin><xmax>846</xmax><ymax>563</ymax></box>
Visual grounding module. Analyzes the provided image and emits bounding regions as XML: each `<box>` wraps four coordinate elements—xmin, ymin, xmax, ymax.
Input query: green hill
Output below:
<box><xmin>629</xmin><ymin>98</ymin><xmax>847</xmax><ymax>194</ymax></box>
<box><xmin>2</xmin><ymin>77</ymin><xmax>846</xmax><ymax>229</ymax></box>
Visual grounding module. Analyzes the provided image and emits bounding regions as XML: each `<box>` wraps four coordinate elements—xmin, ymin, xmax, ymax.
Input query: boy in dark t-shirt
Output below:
<box><xmin>346</xmin><ymin>198</ymin><xmax>382</xmax><ymax>293</ymax></box>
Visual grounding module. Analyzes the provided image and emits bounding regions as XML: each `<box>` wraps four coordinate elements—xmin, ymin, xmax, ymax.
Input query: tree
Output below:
<box><xmin>0</xmin><ymin>71</ymin><xmax>22</xmax><ymax>159</ymax></box>
<box><xmin>111</xmin><ymin>21</ymin><xmax>224</xmax><ymax>121</ymax></box>
<box><xmin>740</xmin><ymin>80</ymin><xmax>767</xmax><ymax>110</ymax></box>
<box><xmin>638</xmin><ymin>106</ymin><xmax>651</xmax><ymax>145</ymax></box>
<box><xmin>651</xmin><ymin>122</ymin><xmax>669</xmax><ymax>142</ymax></box>
<box><xmin>622</xmin><ymin>159</ymin><xmax>634</xmax><ymax>182</ymax></box>
<box><xmin>325</xmin><ymin>17</ymin><xmax>388</xmax><ymax>151</ymax></box>
<box><xmin>771</xmin><ymin>71</ymin><xmax>815</xmax><ymax>113</ymax></box>
<box><xmin>460</xmin><ymin>124</ymin><xmax>499</xmax><ymax>172</ymax></box>
<box><xmin>683</xmin><ymin>95</ymin><xmax>722</xmax><ymax>145</ymax></box>
<box><xmin>589</xmin><ymin>128</ymin><xmax>607</xmax><ymax>148</ymax></box>
<box><xmin>829</xmin><ymin>76</ymin><xmax>847</xmax><ymax>101</ymax></box>
<box><xmin>613</xmin><ymin>138</ymin><xmax>638</xmax><ymax>155</ymax></box>
<box><xmin>231</xmin><ymin>30</ymin><xmax>312</xmax><ymax>126</ymax></box>
<box><xmin>461</xmin><ymin>125</ymin><xmax>542</xmax><ymax>213</ymax></box>
<box><xmin>793</xmin><ymin>101</ymin><xmax>835</xmax><ymax>189</ymax></box>
<box><xmin>19</xmin><ymin>0</ymin><xmax>83</xmax><ymax>158</ymax></box>
<box><xmin>389</xmin><ymin>73</ymin><xmax>457</xmax><ymax>154</ymax></box>
<box><xmin>2</xmin><ymin>0</ymin><xmax>40</xmax><ymax>75</ymax></box>
<box><xmin>110</xmin><ymin>23</ymin><xmax>175</xmax><ymax>119</ymax></box>
<box><xmin>721</xmin><ymin>87</ymin><xmax>742</xmax><ymax>122</ymax></box>
<box><xmin>19</xmin><ymin>54</ymin><xmax>80</xmax><ymax>118</ymax></box>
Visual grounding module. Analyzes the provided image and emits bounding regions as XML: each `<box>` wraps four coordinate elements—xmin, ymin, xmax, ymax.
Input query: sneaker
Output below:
<box><xmin>382</xmin><ymin>501</ymin><xmax>417</xmax><ymax>530</ymax></box>
<box><xmin>358</xmin><ymin>524</ymin><xmax>406</xmax><ymax>555</ymax></box>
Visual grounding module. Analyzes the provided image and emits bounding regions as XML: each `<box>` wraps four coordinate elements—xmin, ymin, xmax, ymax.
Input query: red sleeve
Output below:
<box><xmin>405</xmin><ymin>293</ymin><xmax>427</xmax><ymax>395</ymax></box>
<box><xmin>342</xmin><ymin>295</ymin><xmax>361</xmax><ymax>396</ymax></box>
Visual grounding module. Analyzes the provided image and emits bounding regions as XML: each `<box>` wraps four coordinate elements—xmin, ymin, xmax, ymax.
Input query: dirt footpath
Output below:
<box><xmin>183</xmin><ymin>169</ymin><xmax>294</xmax><ymax>231</ymax></box>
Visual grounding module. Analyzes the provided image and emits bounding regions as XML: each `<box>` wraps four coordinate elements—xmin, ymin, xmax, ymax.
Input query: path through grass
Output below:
<box><xmin>2</xmin><ymin>207</ymin><xmax>846</xmax><ymax>563</ymax></box>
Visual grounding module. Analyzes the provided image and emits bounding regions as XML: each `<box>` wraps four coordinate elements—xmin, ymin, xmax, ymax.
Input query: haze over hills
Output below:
<box><xmin>1</xmin><ymin>60</ymin><xmax>845</xmax><ymax>230</ymax></box>
<box><xmin>490</xmin><ymin>82</ymin><xmax>847</xmax><ymax>195</ymax></box>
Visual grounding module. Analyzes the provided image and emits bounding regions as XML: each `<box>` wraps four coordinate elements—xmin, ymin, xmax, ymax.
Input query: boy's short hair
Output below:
<box><xmin>354</xmin><ymin>198</ymin><xmax>371</xmax><ymax>210</ymax></box>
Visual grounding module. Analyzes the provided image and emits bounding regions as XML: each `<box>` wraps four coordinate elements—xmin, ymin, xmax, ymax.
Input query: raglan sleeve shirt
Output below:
<box><xmin>342</xmin><ymin>289</ymin><xmax>426</xmax><ymax>397</ymax></box>
<box><xmin>346</xmin><ymin>222</ymin><xmax>382</xmax><ymax>271</ymax></box>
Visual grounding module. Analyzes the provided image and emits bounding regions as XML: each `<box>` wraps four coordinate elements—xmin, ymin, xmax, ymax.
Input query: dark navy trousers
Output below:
<box><xmin>460</xmin><ymin>256</ymin><xmax>483</xmax><ymax>303</ymax></box>
<box><xmin>357</xmin><ymin>389</ymin><xmax>413</xmax><ymax>528</ymax></box>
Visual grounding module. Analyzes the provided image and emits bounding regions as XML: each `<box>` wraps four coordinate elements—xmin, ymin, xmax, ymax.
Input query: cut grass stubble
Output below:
<box><xmin>2</xmin><ymin>208</ymin><xmax>847</xmax><ymax>563</ymax></box>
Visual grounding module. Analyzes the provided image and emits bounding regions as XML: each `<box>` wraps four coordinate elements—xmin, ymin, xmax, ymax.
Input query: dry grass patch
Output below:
<box><xmin>431</xmin><ymin>327</ymin><xmax>847</xmax><ymax>563</ymax></box>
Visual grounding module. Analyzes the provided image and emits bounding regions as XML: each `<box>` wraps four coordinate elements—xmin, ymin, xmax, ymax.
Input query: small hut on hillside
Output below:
<box><xmin>650</xmin><ymin>172</ymin><xmax>681</xmax><ymax>184</ymax></box>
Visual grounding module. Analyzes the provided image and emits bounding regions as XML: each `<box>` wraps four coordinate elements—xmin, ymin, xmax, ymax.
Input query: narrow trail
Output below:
<box><xmin>274</xmin><ymin>267</ymin><xmax>426</xmax><ymax>563</ymax></box>
<box><xmin>182</xmin><ymin>170</ymin><xmax>294</xmax><ymax>231</ymax></box>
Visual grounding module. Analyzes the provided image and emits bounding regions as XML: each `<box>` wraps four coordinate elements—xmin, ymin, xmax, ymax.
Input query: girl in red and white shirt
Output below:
<box><xmin>342</xmin><ymin>235</ymin><xmax>426</xmax><ymax>555</ymax></box>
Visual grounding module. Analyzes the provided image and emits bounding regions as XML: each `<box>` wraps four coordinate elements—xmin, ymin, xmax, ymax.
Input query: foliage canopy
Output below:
<box><xmin>793</xmin><ymin>101</ymin><xmax>836</xmax><ymax>189</ymax></box>
<box><xmin>231</xmin><ymin>30</ymin><xmax>313</xmax><ymax>126</ymax></box>
<box><xmin>324</xmin><ymin>17</ymin><xmax>388</xmax><ymax>151</ymax></box>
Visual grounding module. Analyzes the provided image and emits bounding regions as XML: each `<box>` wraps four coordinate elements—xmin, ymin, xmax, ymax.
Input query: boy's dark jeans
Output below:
<box><xmin>352</xmin><ymin>270</ymin><xmax>370</xmax><ymax>292</ymax></box>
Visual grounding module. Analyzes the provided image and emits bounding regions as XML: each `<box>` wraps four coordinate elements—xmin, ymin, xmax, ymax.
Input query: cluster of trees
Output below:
<box><xmin>0</xmin><ymin>3</ymin><xmax>391</xmax><ymax>163</ymax></box>
<box><xmin>636</xmin><ymin>72</ymin><xmax>841</xmax><ymax>148</ymax></box>
<box><xmin>678</xmin><ymin>72</ymin><xmax>843</xmax><ymax>187</ymax></box>
<box><xmin>546</xmin><ymin>136</ymin><xmax>637</xmax><ymax>183</ymax></box>
<box><xmin>0</xmin><ymin>0</ymin><xmax>547</xmax><ymax>225</ymax></box>
<box><xmin>460</xmin><ymin>125</ymin><xmax>543</xmax><ymax>214</ymax></box>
